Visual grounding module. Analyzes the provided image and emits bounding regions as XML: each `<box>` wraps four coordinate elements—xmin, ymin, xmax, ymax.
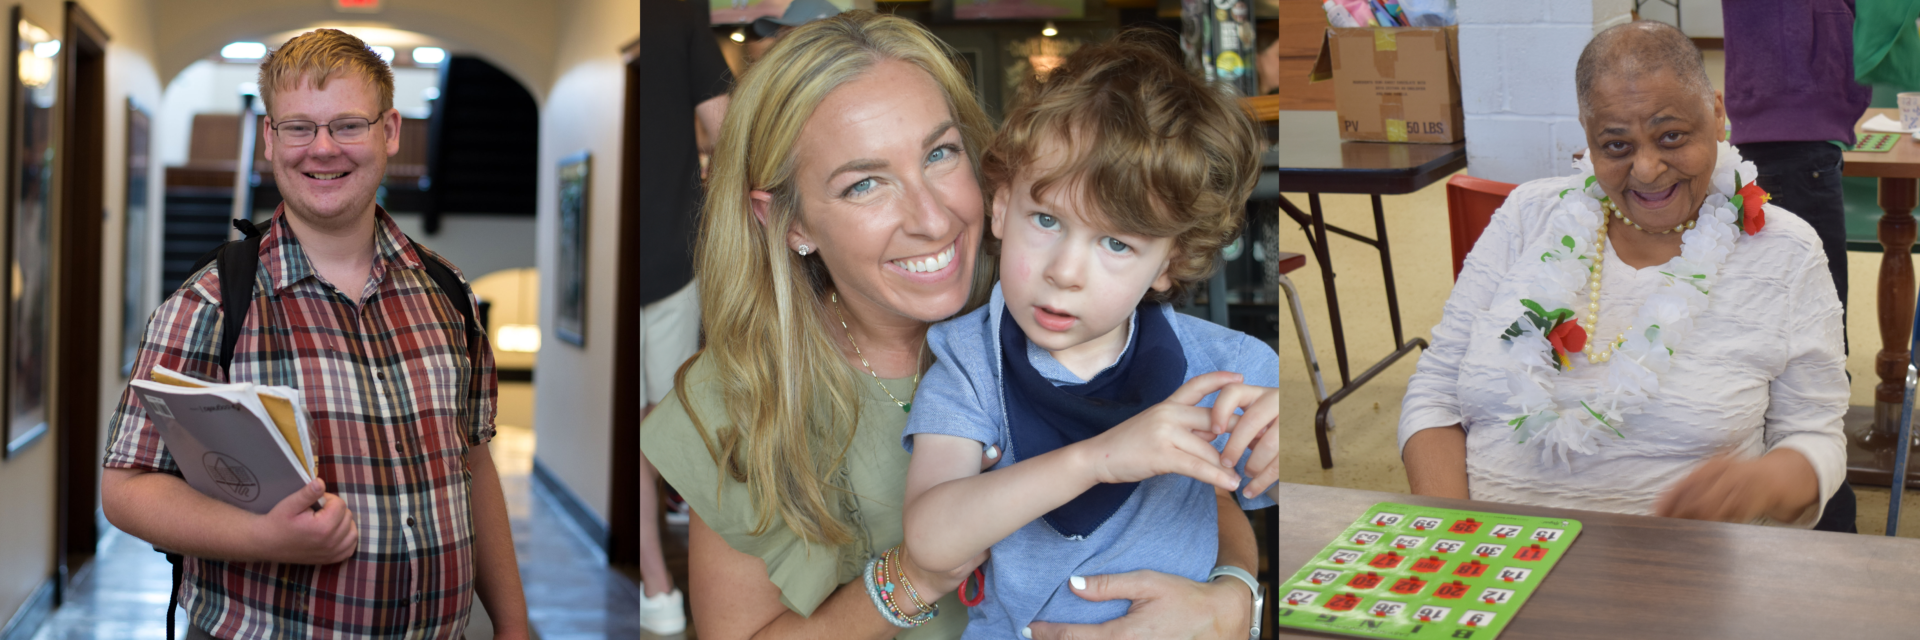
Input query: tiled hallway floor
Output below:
<box><xmin>26</xmin><ymin>424</ymin><xmax>638</xmax><ymax>640</ymax></box>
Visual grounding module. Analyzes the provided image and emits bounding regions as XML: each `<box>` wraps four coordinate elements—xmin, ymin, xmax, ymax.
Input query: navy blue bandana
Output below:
<box><xmin>1000</xmin><ymin>302</ymin><xmax>1187</xmax><ymax>538</ymax></box>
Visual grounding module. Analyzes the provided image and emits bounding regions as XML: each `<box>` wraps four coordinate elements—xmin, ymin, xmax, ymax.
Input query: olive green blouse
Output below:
<box><xmin>640</xmin><ymin>355</ymin><xmax>966</xmax><ymax>639</ymax></box>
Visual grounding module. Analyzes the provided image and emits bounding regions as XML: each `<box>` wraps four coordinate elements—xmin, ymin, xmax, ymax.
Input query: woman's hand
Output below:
<box><xmin>1075</xmin><ymin>372</ymin><xmax>1245</xmax><ymax>493</ymax></box>
<box><xmin>1654</xmin><ymin>449</ymin><xmax>1819</xmax><ymax>523</ymax></box>
<box><xmin>1024</xmin><ymin>570</ymin><xmax>1251</xmax><ymax>640</ymax></box>
<box><xmin>1211</xmin><ymin>382</ymin><xmax>1281</xmax><ymax>498</ymax></box>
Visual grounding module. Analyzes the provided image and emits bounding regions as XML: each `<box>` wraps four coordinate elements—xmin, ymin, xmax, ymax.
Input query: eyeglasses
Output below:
<box><xmin>269</xmin><ymin>113</ymin><xmax>385</xmax><ymax>146</ymax></box>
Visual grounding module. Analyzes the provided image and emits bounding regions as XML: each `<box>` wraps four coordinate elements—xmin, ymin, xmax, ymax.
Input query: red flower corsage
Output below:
<box><xmin>1732</xmin><ymin>180</ymin><xmax>1769</xmax><ymax>236</ymax></box>
<box><xmin>1546</xmin><ymin>318</ymin><xmax>1588</xmax><ymax>370</ymax></box>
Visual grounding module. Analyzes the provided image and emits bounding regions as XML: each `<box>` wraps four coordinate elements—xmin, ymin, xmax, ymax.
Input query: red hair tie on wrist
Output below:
<box><xmin>958</xmin><ymin>567</ymin><xmax>986</xmax><ymax>607</ymax></box>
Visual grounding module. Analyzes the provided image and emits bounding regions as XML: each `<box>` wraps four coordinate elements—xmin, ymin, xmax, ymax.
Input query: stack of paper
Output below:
<box><xmin>1861</xmin><ymin>113</ymin><xmax>1918</xmax><ymax>134</ymax></box>
<box><xmin>131</xmin><ymin>366</ymin><xmax>317</xmax><ymax>514</ymax></box>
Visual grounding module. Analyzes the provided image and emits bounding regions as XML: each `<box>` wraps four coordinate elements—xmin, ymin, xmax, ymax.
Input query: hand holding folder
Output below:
<box><xmin>135</xmin><ymin>366</ymin><xmax>359</xmax><ymax>564</ymax></box>
<box><xmin>255</xmin><ymin>476</ymin><xmax>361</xmax><ymax>565</ymax></box>
<box><xmin>132</xmin><ymin>366</ymin><xmax>321</xmax><ymax>514</ymax></box>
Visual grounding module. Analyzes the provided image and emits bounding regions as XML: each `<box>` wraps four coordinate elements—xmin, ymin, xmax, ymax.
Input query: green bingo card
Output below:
<box><xmin>1272</xmin><ymin>503</ymin><xmax>1582</xmax><ymax>639</ymax></box>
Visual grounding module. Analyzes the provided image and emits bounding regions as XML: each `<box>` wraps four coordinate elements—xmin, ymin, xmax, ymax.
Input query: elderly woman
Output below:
<box><xmin>1400</xmin><ymin>21</ymin><xmax>1848</xmax><ymax>526</ymax></box>
<box><xmin>640</xmin><ymin>12</ymin><xmax>1263</xmax><ymax>639</ymax></box>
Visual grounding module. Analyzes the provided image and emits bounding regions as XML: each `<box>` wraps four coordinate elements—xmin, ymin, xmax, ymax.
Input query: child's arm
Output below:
<box><xmin>902</xmin><ymin>371</ymin><xmax>1246</xmax><ymax>574</ymax></box>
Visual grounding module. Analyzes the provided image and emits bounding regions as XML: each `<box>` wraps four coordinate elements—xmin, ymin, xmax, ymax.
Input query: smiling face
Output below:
<box><xmin>1581</xmin><ymin>68</ymin><xmax>1724</xmax><ymax>232</ymax></box>
<box><xmin>782</xmin><ymin>59</ymin><xmax>983</xmax><ymax>325</ymax></box>
<box><xmin>991</xmin><ymin>142</ymin><xmax>1175</xmax><ymax>377</ymax></box>
<box><xmin>263</xmin><ymin>72</ymin><xmax>400</xmax><ymax>233</ymax></box>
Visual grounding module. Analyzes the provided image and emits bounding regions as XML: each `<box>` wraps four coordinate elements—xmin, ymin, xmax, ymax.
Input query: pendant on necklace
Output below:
<box><xmin>900</xmin><ymin>402</ymin><xmax>912</xmax><ymax>414</ymax></box>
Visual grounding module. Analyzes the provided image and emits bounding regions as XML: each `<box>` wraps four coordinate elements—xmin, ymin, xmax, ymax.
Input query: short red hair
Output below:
<box><xmin>257</xmin><ymin>29</ymin><xmax>395</xmax><ymax>117</ymax></box>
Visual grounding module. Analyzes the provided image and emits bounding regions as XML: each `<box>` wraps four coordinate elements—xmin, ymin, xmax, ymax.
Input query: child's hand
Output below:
<box><xmin>1211</xmin><ymin>382</ymin><xmax>1281</xmax><ymax>499</ymax></box>
<box><xmin>1076</xmin><ymin>371</ymin><xmax>1244</xmax><ymax>493</ymax></box>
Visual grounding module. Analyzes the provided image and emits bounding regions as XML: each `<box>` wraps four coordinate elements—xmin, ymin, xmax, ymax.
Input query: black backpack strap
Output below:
<box><xmin>164</xmin><ymin>219</ymin><xmax>260</xmax><ymax>640</ymax></box>
<box><xmin>216</xmin><ymin>219</ymin><xmax>264</xmax><ymax>374</ymax></box>
<box><xmin>416</xmin><ymin>250</ymin><xmax>481</xmax><ymax>354</ymax></box>
<box><xmin>165</xmin><ymin>550</ymin><xmax>183</xmax><ymax>640</ymax></box>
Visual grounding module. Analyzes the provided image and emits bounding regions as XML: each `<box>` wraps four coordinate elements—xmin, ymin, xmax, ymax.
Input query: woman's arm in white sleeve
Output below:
<box><xmin>1397</xmin><ymin>185</ymin><xmax>1537</xmax><ymax>452</ymax></box>
<box><xmin>1760</xmin><ymin>241</ymin><xmax>1849</xmax><ymax>527</ymax></box>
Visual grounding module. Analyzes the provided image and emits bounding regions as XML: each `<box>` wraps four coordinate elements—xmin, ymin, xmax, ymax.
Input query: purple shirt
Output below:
<box><xmin>1722</xmin><ymin>0</ymin><xmax>1872</xmax><ymax>145</ymax></box>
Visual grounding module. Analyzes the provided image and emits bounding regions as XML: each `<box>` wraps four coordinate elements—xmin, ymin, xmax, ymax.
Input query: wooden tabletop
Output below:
<box><xmin>1843</xmin><ymin>108</ymin><xmax>1920</xmax><ymax>179</ymax></box>
<box><xmin>1271</xmin><ymin>483</ymin><xmax>1920</xmax><ymax>639</ymax></box>
<box><xmin>1268</xmin><ymin>111</ymin><xmax>1467</xmax><ymax>195</ymax></box>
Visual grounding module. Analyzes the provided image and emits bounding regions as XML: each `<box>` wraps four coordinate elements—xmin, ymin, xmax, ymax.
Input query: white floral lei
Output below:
<box><xmin>1495</xmin><ymin>141</ymin><xmax>1760</xmax><ymax>468</ymax></box>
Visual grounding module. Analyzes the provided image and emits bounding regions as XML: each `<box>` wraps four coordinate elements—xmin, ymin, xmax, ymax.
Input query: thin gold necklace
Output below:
<box><xmin>831</xmin><ymin>291</ymin><xmax>918</xmax><ymax>413</ymax></box>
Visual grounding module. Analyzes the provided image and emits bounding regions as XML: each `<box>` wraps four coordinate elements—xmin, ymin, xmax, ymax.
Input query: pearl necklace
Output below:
<box><xmin>1604</xmin><ymin>198</ymin><xmax>1695</xmax><ymax>235</ymax></box>
<box><xmin>1493</xmin><ymin>141</ymin><xmax>1755</xmax><ymax>465</ymax></box>
<box><xmin>1585</xmin><ymin>197</ymin><xmax>1699</xmax><ymax>362</ymax></box>
<box><xmin>1579</xmin><ymin>212</ymin><xmax>1629</xmax><ymax>363</ymax></box>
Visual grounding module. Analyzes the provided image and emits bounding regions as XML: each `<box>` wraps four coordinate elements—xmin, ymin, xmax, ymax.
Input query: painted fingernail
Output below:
<box><xmin>1022</xmin><ymin>626</ymin><xmax>1033</xmax><ymax>639</ymax></box>
<box><xmin>985</xmin><ymin>445</ymin><xmax>1000</xmax><ymax>459</ymax></box>
<box><xmin>1070</xmin><ymin>575</ymin><xmax>1086</xmax><ymax>590</ymax></box>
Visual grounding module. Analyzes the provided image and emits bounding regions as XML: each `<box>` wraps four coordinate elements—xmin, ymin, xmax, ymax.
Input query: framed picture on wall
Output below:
<box><xmin>3</xmin><ymin>9</ymin><xmax>57</xmax><ymax>457</ymax></box>
<box><xmin>554</xmin><ymin>151</ymin><xmax>590</xmax><ymax>348</ymax></box>
<box><xmin>121</xmin><ymin>100</ymin><xmax>152</xmax><ymax>377</ymax></box>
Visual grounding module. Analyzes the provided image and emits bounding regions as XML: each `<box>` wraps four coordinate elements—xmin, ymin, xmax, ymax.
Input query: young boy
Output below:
<box><xmin>899</xmin><ymin>33</ymin><xmax>1281</xmax><ymax>638</ymax></box>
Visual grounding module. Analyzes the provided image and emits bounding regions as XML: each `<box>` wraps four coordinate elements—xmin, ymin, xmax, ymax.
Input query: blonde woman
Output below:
<box><xmin>640</xmin><ymin>12</ymin><xmax>1263</xmax><ymax>640</ymax></box>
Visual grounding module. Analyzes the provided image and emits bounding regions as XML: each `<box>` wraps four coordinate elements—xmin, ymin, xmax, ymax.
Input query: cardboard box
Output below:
<box><xmin>1309</xmin><ymin>26</ymin><xmax>1463</xmax><ymax>144</ymax></box>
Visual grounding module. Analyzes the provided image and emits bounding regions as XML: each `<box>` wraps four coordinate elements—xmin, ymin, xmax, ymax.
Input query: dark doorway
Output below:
<box><xmin>53</xmin><ymin>0</ymin><xmax>108</xmax><ymax>603</ymax></box>
<box><xmin>420</xmin><ymin>55</ymin><xmax>540</xmax><ymax>233</ymax></box>
<box><xmin>609</xmin><ymin>38</ymin><xmax>640</xmax><ymax>567</ymax></box>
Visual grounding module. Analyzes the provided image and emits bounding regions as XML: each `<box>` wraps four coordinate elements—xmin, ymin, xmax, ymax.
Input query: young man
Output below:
<box><xmin>99</xmin><ymin>30</ymin><xmax>529</xmax><ymax>639</ymax></box>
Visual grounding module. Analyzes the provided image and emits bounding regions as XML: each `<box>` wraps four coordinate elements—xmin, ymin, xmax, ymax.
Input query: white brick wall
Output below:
<box><xmin>1459</xmin><ymin>0</ymin><xmax>1633</xmax><ymax>185</ymax></box>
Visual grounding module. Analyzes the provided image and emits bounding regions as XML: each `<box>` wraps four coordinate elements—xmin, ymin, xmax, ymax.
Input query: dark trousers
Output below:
<box><xmin>1740</xmin><ymin>141</ymin><xmax>1857</xmax><ymax>534</ymax></box>
<box><xmin>1741</xmin><ymin>141</ymin><xmax>1849</xmax><ymax>352</ymax></box>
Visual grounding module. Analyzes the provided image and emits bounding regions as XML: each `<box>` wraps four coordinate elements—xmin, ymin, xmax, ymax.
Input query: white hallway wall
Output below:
<box><xmin>0</xmin><ymin>0</ymin><xmax>166</xmax><ymax>628</ymax></box>
<box><xmin>532</xmin><ymin>0</ymin><xmax>635</xmax><ymax>525</ymax></box>
<box><xmin>151</xmin><ymin>0</ymin><xmax>562</xmax><ymax>105</ymax></box>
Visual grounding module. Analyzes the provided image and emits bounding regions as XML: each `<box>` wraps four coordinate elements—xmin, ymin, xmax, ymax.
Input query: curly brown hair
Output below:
<box><xmin>982</xmin><ymin>29</ymin><xmax>1263</xmax><ymax>303</ymax></box>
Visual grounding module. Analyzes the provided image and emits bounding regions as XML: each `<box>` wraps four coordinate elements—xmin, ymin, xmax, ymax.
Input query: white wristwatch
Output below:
<box><xmin>1208</xmin><ymin>565</ymin><xmax>1263</xmax><ymax>640</ymax></box>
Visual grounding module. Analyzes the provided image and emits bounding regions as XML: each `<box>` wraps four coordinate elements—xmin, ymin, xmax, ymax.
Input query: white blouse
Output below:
<box><xmin>1398</xmin><ymin>178</ymin><xmax>1848</xmax><ymax>525</ymax></box>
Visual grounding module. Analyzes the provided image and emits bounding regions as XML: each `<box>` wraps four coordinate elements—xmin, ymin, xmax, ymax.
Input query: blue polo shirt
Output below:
<box><xmin>903</xmin><ymin>284</ymin><xmax>1279</xmax><ymax>638</ymax></box>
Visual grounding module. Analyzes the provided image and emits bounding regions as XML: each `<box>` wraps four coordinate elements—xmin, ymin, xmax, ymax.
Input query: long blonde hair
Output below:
<box><xmin>675</xmin><ymin>11</ymin><xmax>995</xmax><ymax>547</ymax></box>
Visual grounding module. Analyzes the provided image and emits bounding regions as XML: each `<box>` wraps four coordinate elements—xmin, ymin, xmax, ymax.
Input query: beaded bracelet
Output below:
<box><xmin>863</xmin><ymin>556</ymin><xmax>917</xmax><ymax>628</ymax></box>
<box><xmin>882</xmin><ymin>548</ymin><xmax>938</xmax><ymax>625</ymax></box>
<box><xmin>865</xmin><ymin>552</ymin><xmax>938</xmax><ymax>627</ymax></box>
<box><xmin>875</xmin><ymin>553</ymin><xmax>917</xmax><ymax>623</ymax></box>
<box><xmin>884</xmin><ymin>546</ymin><xmax>934</xmax><ymax>615</ymax></box>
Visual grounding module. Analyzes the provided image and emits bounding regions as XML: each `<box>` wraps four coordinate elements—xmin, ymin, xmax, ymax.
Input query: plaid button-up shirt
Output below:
<box><xmin>104</xmin><ymin>209</ymin><xmax>498</xmax><ymax>639</ymax></box>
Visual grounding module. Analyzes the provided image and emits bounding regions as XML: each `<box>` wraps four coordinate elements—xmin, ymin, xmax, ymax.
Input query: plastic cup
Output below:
<box><xmin>1901</xmin><ymin>92</ymin><xmax>1920</xmax><ymax>131</ymax></box>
